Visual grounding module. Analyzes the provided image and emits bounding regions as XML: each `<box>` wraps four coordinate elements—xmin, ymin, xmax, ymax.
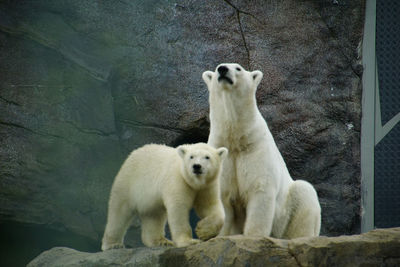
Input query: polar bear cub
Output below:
<box><xmin>202</xmin><ymin>63</ymin><xmax>321</xmax><ymax>239</ymax></box>
<box><xmin>101</xmin><ymin>143</ymin><xmax>227</xmax><ymax>250</ymax></box>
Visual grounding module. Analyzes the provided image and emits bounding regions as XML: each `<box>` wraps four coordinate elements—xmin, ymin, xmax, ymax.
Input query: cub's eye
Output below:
<box><xmin>205</xmin><ymin>156</ymin><xmax>210</xmax><ymax>160</ymax></box>
<box><xmin>190</xmin><ymin>155</ymin><xmax>194</xmax><ymax>159</ymax></box>
<box><xmin>236</xmin><ymin>67</ymin><xmax>241</xmax><ymax>71</ymax></box>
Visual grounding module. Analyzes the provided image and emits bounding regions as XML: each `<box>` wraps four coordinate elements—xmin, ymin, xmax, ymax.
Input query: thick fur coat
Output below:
<box><xmin>102</xmin><ymin>143</ymin><xmax>227</xmax><ymax>249</ymax></box>
<box><xmin>202</xmin><ymin>63</ymin><xmax>321</xmax><ymax>238</ymax></box>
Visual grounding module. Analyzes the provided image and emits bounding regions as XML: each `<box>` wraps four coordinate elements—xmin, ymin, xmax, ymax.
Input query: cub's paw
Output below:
<box><xmin>155</xmin><ymin>238</ymin><xmax>174</xmax><ymax>247</ymax></box>
<box><xmin>195</xmin><ymin>219</ymin><xmax>220</xmax><ymax>241</ymax></box>
<box><xmin>175</xmin><ymin>238</ymin><xmax>201</xmax><ymax>248</ymax></box>
<box><xmin>102</xmin><ymin>243</ymin><xmax>124</xmax><ymax>251</ymax></box>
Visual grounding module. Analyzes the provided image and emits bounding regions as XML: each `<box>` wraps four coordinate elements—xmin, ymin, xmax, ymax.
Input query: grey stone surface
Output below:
<box><xmin>0</xmin><ymin>0</ymin><xmax>364</xmax><ymax>258</ymax></box>
<box><xmin>28</xmin><ymin>228</ymin><xmax>400</xmax><ymax>267</ymax></box>
<box><xmin>28</xmin><ymin>246</ymin><xmax>167</xmax><ymax>267</ymax></box>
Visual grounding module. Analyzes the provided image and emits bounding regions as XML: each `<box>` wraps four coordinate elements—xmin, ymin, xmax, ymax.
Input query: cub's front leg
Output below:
<box><xmin>194</xmin><ymin>187</ymin><xmax>225</xmax><ymax>240</ymax></box>
<box><xmin>165</xmin><ymin>199</ymin><xmax>200</xmax><ymax>247</ymax></box>
<box><xmin>195</xmin><ymin>211</ymin><xmax>224</xmax><ymax>240</ymax></box>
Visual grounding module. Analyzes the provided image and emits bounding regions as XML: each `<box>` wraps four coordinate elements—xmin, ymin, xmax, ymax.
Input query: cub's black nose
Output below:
<box><xmin>217</xmin><ymin>66</ymin><xmax>228</xmax><ymax>76</ymax></box>
<box><xmin>193</xmin><ymin>164</ymin><xmax>202</xmax><ymax>174</ymax></box>
<box><xmin>193</xmin><ymin>164</ymin><xmax>201</xmax><ymax>170</ymax></box>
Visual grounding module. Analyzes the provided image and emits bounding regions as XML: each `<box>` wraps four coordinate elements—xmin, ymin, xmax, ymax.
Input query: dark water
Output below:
<box><xmin>0</xmin><ymin>211</ymin><xmax>200</xmax><ymax>267</ymax></box>
<box><xmin>0</xmin><ymin>222</ymin><xmax>98</xmax><ymax>267</ymax></box>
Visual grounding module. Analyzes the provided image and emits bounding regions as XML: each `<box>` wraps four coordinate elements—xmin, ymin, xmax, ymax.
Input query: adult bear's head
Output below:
<box><xmin>202</xmin><ymin>63</ymin><xmax>263</xmax><ymax>96</ymax></box>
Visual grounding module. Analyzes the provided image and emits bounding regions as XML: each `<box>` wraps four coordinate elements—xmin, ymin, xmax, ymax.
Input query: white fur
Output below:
<box><xmin>202</xmin><ymin>63</ymin><xmax>321</xmax><ymax>238</ymax></box>
<box><xmin>101</xmin><ymin>143</ymin><xmax>227</xmax><ymax>250</ymax></box>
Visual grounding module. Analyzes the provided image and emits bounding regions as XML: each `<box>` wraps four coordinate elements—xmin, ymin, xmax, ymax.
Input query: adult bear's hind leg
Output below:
<box><xmin>283</xmin><ymin>180</ymin><xmax>321</xmax><ymax>239</ymax></box>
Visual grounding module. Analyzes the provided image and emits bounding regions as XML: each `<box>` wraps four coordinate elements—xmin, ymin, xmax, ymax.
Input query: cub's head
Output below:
<box><xmin>177</xmin><ymin>143</ymin><xmax>228</xmax><ymax>190</ymax></box>
<box><xmin>202</xmin><ymin>63</ymin><xmax>263</xmax><ymax>95</ymax></box>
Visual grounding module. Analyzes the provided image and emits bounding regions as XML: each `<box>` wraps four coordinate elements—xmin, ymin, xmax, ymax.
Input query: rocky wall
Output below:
<box><xmin>0</xmin><ymin>1</ymin><xmax>365</xmax><ymax>264</ymax></box>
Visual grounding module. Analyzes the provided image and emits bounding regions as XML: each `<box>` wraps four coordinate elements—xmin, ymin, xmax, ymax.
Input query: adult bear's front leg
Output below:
<box><xmin>217</xmin><ymin>198</ymin><xmax>236</xmax><ymax>236</ymax></box>
<box><xmin>243</xmin><ymin>191</ymin><xmax>276</xmax><ymax>237</ymax></box>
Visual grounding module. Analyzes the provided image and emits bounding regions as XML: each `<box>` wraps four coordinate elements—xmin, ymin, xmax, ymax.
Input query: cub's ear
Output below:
<box><xmin>251</xmin><ymin>70</ymin><xmax>263</xmax><ymax>87</ymax></box>
<box><xmin>177</xmin><ymin>146</ymin><xmax>187</xmax><ymax>159</ymax></box>
<box><xmin>216</xmin><ymin>147</ymin><xmax>228</xmax><ymax>159</ymax></box>
<box><xmin>202</xmin><ymin>71</ymin><xmax>214</xmax><ymax>87</ymax></box>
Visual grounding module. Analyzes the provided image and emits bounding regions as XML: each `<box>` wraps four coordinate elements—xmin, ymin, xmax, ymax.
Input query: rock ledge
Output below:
<box><xmin>28</xmin><ymin>228</ymin><xmax>400</xmax><ymax>267</ymax></box>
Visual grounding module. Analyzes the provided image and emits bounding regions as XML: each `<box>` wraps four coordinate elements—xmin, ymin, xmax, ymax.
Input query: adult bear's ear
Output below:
<box><xmin>177</xmin><ymin>145</ymin><xmax>187</xmax><ymax>158</ymax></box>
<box><xmin>217</xmin><ymin>147</ymin><xmax>228</xmax><ymax>159</ymax></box>
<box><xmin>251</xmin><ymin>70</ymin><xmax>263</xmax><ymax>87</ymax></box>
<box><xmin>202</xmin><ymin>71</ymin><xmax>213</xmax><ymax>87</ymax></box>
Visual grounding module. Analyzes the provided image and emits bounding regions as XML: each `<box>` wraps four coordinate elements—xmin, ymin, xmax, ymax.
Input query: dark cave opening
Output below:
<box><xmin>169</xmin><ymin>118</ymin><xmax>210</xmax><ymax>148</ymax></box>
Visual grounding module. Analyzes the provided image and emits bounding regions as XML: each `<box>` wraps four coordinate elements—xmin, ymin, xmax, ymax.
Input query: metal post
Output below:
<box><xmin>361</xmin><ymin>0</ymin><xmax>376</xmax><ymax>233</ymax></box>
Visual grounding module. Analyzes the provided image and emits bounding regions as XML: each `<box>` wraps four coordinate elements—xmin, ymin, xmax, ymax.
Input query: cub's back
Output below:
<box><xmin>120</xmin><ymin>144</ymin><xmax>179</xmax><ymax>183</ymax></box>
<box><xmin>113</xmin><ymin>144</ymin><xmax>181</xmax><ymax>211</ymax></box>
<box><xmin>128</xmin><ymin>144</ymin><xmax>177</xmax><ymax>167</ymax></box>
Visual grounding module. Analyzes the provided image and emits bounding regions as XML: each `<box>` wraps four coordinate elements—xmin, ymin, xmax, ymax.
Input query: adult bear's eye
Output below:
<box><xmin>190</xmin><ymin>155</ymin><xmax>194</xmax><ymax>159</ymax></box>
<box><xmin>236</xmin><ymin>67</ymin><xmax>241</xmax><ymax>71</ymax></box>
<box><xmin>205</xmin><ymin>156</ymin><xmax>210</xmax><ymax>160</ymax></box>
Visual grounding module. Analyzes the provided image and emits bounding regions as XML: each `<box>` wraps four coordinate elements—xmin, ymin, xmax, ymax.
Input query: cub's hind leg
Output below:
<box><xmin>140</xmin><ymin>212</ymin><xmax>173</xmax><ymax>247</ymax></box>
<box><xmin>102</xmin><ymin>198</ymin><xmax>133</xmax><ymax>251</ymax></box>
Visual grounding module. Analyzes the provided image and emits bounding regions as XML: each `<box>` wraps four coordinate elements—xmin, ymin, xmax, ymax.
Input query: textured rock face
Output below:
<box><xmin>0</xmin><ymin>0</ymin><xmax>364</xmax><ymax>259</ymax></box>
<box><xmin>28</xmin><ymin>228</ymin><xmax>400</xmax><ymax>267</ymax></box>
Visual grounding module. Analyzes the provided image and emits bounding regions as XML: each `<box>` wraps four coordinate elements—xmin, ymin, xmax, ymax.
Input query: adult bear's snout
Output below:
<box><xmin>217</xmin><ymin>66</ymin><xmax>228</xmax><ymax>76</ymax></box>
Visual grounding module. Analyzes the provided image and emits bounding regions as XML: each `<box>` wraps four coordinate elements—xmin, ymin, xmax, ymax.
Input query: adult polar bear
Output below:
<box><xmin>202</xmin><ymin>63</ymin><xmax>321</xmax><ymax>238</ymax></box>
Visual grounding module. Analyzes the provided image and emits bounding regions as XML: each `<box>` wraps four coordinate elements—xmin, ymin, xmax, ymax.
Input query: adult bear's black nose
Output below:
<box><xmin>217</xmin><ymin>66</ymin><xmax>228</xmax><ymax>76</ymax></box>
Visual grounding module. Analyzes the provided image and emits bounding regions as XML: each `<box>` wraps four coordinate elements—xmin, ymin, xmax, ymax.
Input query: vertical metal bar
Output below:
<box><xmin>361</xmin><ymin>0</ymin><xmax>376</xmax><ymax>233</ymax></box>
